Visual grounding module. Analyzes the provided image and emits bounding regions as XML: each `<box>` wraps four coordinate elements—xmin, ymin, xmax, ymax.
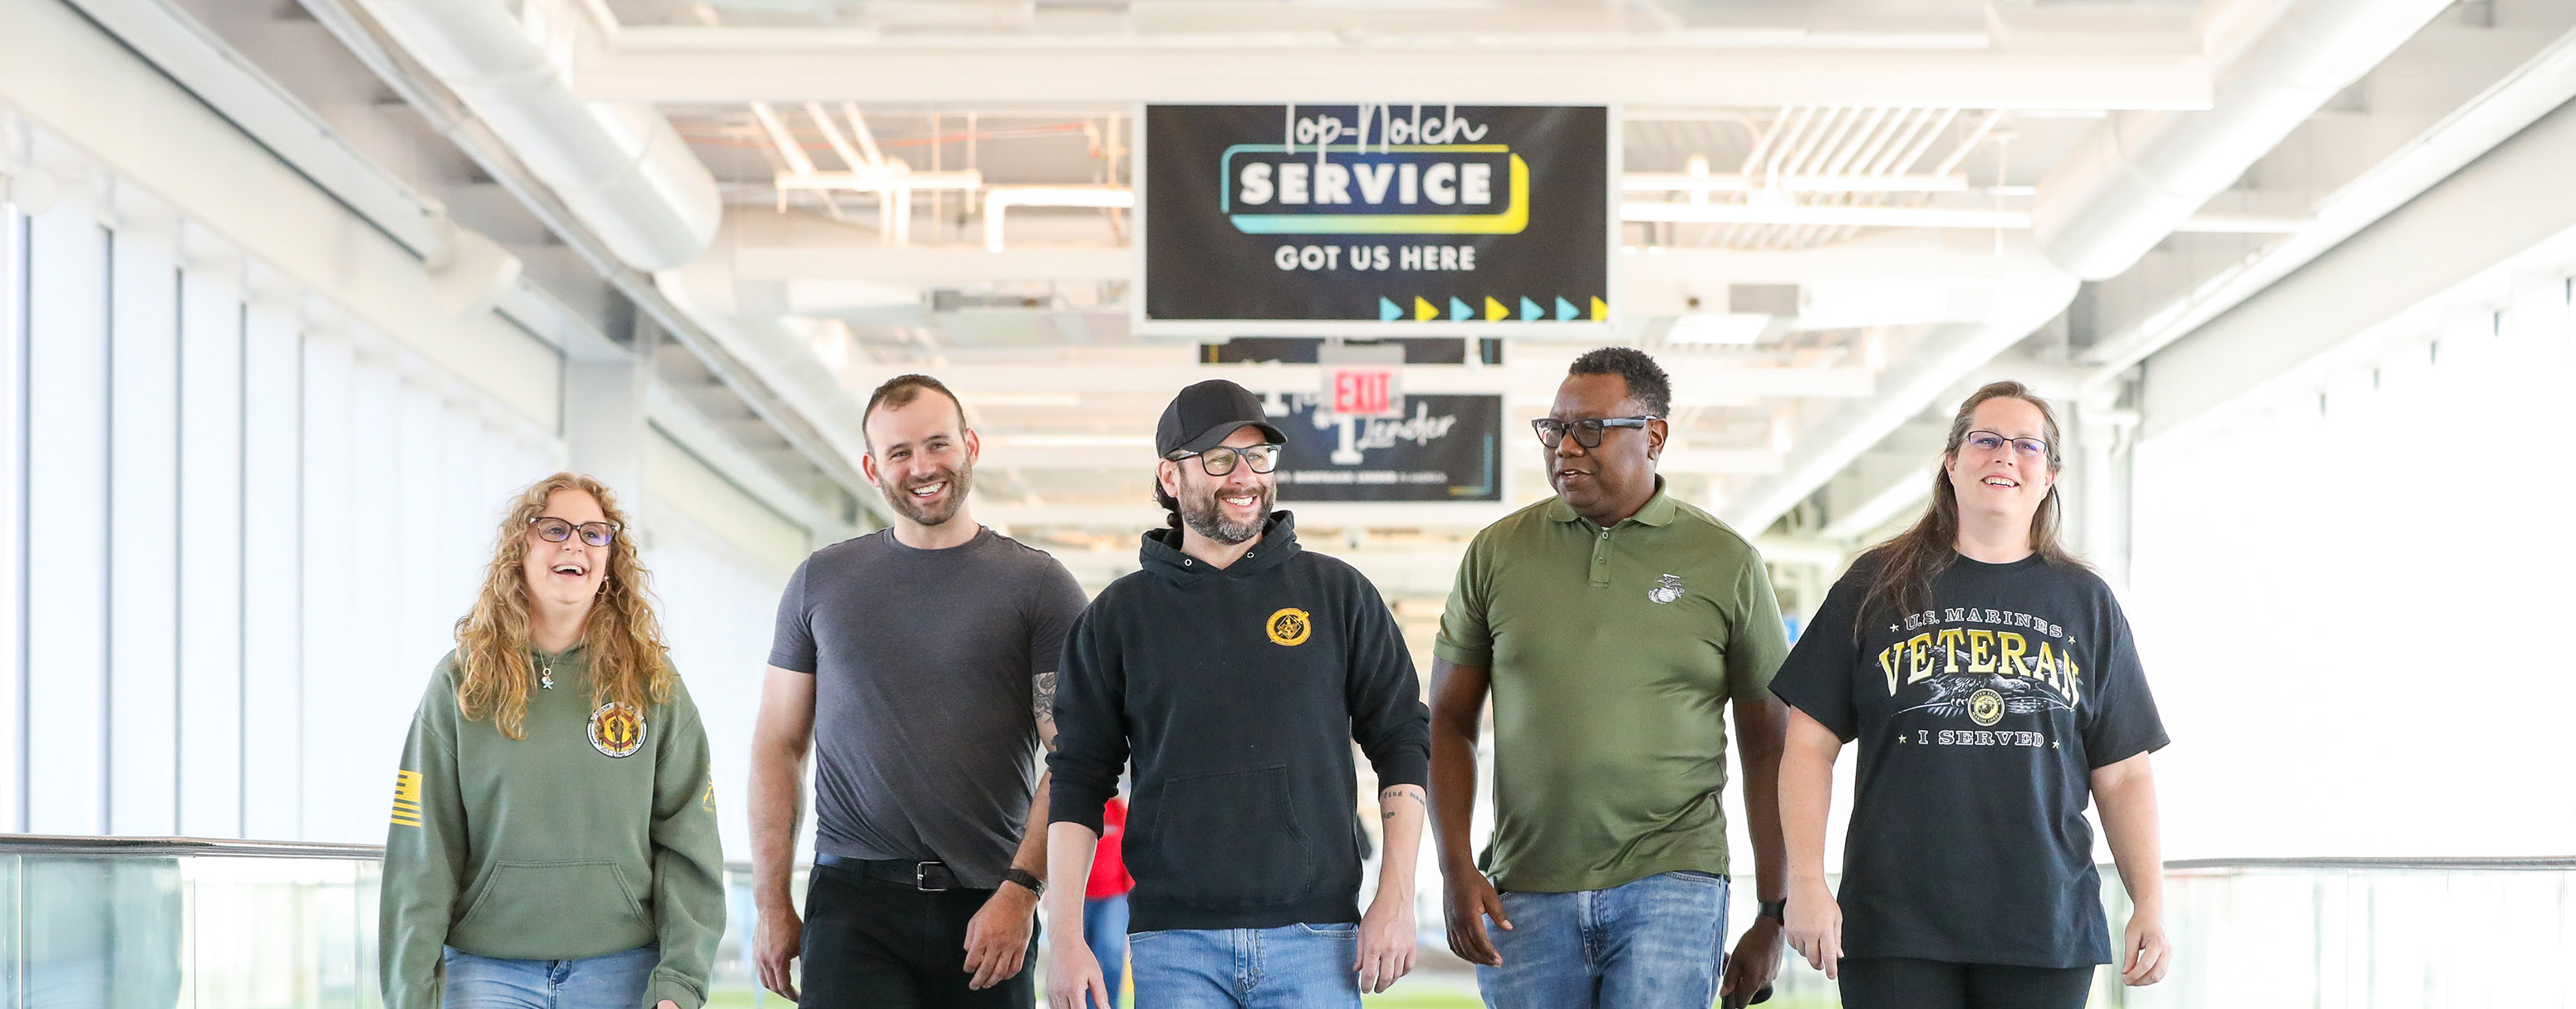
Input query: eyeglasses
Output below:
<box><xmin>530</xmin><ymin>516</ymin><xmax>620</xmax><ymax>547</ymax></box>
<box><xmin>1169</xmin><ymin>443</ymin><xmax>1283</xmax><ymax>476</ymax></box>
<box><xmin>1531</xmin><ymin>415</ymin><xmax>1656</xmax><ymax>449</ymax></box>
<box><xmin>1960</xmin><ymin>429</ymin><xmax>2050</xmax><ymax>458</ymax></box>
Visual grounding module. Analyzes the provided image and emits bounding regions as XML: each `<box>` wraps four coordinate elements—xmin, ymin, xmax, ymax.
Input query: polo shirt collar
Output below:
<box><xmin>1545</xmin><ymin>478</ymin><xmax>1677</xmax><ymax>528</ymax></box>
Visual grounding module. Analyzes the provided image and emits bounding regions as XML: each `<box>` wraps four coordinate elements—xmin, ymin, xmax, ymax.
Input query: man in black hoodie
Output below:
<box><xmin>1043</xmin><ymin>380</ymin><xmax>1433</xmax><ymax>1009</ymax></box>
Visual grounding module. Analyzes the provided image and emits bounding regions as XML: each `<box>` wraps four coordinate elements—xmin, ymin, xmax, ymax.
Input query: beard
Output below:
<box><xmin>1178</xmin><ymin>478</ymin><xmax>1273</xmax><ymax>545</ymax></box>
<box><xmin>886</xmin><ymin>463</ymin><xmax>974</xmax><ymax>527</ymax></box>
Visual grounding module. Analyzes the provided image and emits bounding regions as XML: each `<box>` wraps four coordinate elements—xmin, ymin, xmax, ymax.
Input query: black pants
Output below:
<box><xmin>800</xmin><ymin>862</ymin><xmax>1038</xmax><ymax>1009</ymax></box>
<box><xmin>1838</xmin><ymin>957</ymin><xmax>2094</xmax><ymax>1009</ymax></box>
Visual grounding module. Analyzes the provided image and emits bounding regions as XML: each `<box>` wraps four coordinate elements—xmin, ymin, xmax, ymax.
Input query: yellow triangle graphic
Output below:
<box><xmin>1414</xmin><ymin>296</ymin><xmax>1438</xmax><ymax>321</ymax></box>
<box><xmin>1590</xmin><ymin>296</ymin><xmax>1609</xmax><ymax>321</ymax></box>
<box><xmin>1484</xmin><ymin>296</ymin><xmax>1509</xmax><ymax>321</ymax></box>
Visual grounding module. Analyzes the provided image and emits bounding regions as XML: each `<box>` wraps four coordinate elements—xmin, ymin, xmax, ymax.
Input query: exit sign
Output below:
<box><xmin>1327</xmin><ymin>366</ymin><xmax>1404</xmax><ymax>419</ymax></box>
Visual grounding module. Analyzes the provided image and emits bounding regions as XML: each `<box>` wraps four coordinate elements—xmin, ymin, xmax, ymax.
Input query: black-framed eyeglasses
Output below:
<box><xmin>530</xmin><ymin>516</ymin><xmax>619</xmax><ymax>547</ymax></box>
<box><xmin>1960</xmin><ymin>429</ymin><xmax>2050</xmax><ymax>459</ymax></box>
<box><xmin>1532</xmin><ymin>415</ymin><xmax>1656</xmax><ymax>449</ymax></box>
<box><xmin>1168</xmin><ymin>443</ymin><xmax>1283</xmax><ymax>476</ymax></box>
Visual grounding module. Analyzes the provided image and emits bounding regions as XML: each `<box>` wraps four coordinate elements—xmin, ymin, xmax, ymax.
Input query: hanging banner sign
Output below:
<box><xmin>1273</xmin><ymin>393</ymin><xmax>1504</xmax><ymax>502</ymax></box>
<box><xmin>1141</xmin><ymin>105</ymin><xmax>1612</xmax><ymax>331</ymax></box>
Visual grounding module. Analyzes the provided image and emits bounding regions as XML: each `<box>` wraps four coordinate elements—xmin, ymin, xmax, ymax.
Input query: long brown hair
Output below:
<box><xmin>453</xmin><ymin>473</ymin><xmax>672</xmax><ymax>739</ymax></box>
<box><xmin>1858</xmin><ymin>382</ymin><xmax>2088</xmax><ymax>635</ymax></box>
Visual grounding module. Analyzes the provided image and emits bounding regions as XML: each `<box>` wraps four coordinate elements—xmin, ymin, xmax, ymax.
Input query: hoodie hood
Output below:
<box><xmin>1139</xmin><ymin>511</ymin><xmax>1303</xmax><ymax>588</ymax></box>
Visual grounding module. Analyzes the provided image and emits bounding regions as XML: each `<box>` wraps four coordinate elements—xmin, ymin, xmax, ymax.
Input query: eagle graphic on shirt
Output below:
<box><xmin>1896</xmin><ymin>646</ymin><xmax>2074</xmax><ymax>721</ymax></box>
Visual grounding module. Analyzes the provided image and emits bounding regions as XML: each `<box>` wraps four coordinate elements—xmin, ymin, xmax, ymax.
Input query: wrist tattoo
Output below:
<box><xmin>1380</xmin><ymin>786</ymin><xmax>1427</xmax><ymax>819</ymax></box>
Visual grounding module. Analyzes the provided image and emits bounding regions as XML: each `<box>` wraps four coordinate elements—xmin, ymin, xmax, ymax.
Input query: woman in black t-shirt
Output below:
<box><xmin>1770</xmin><ymin>381</ymin><xmax>2170</xmax><ymax>1009</ymax></box>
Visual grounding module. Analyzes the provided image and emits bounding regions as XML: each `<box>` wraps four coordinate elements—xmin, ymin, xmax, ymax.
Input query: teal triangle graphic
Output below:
<box><xmin>1379</xmin><ymin>296</ymin><xmax>1403</xmax><ymax>322</ymax></box>
<box><xmin>1450</xmin><ymin>296</ymin><xmax>1473</xmax><ymax>321</ymax></box>
<box><xmin>1521</xmin><ymin>296</ymin><xmax>1544</xmax><ymax>321</ymax></box>
<box><xmin>1556</xmin><ymin>296</ymin><xmax>1579</xmax><ymax>321</ymax></box>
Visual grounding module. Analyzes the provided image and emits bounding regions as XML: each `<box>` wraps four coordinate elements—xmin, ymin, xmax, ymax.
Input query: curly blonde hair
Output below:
<box><xmin>453</xmin><ymin>473</ymin><xmax>672</xmax><ymax>739</ymax></box>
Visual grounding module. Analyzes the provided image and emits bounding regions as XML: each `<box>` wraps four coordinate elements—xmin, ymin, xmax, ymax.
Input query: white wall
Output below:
<box><xmin>2131</xmin><ymin>267</ymin><xmax>2576</xmax><ymax>860</ymax></box>
<box><xmin>641</xmin><ymin>502</ymin><xmax>801</xmax><ymax>860</ymax></box>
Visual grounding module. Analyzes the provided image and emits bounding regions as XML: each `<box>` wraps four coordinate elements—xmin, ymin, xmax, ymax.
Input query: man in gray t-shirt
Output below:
<box><xmin>748</xmin><ymin>375</ymin><xmax>1088</xmax><ymax>1009</ymax></box>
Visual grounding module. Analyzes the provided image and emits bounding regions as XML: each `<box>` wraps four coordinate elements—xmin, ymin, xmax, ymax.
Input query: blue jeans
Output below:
<box><xmin>1086</xmin><ymin>894</ymin><xmax>1132</xmax><ymax>1008</ymax></box>
<box><xmin>1128</xmin><ymin>923</ymin><xmax>1362</xmax><ymax>1008</ymax></box>
<box><xmin>440</xmin><ymin>944</ymin><xmax>656</xmax><ymax>1009</ymax></box>
<box><xmin>1474</xmin><ymin>871</ymin><xmax>1730</xmax><ymax>1009</ymax></box>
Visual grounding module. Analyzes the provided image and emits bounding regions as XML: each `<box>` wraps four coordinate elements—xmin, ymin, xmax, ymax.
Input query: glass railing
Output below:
<box><xmin>1747</xmin><ymin>857</ymin><xmax>2576</xmax><ymax>1009</ymax></box>
<box><xmin>1</xmin><ymin>835</ymin><xmax>385</xmax><ymax>1008</ymax></box>
<box><xmin>4</xmin><ymin>836</ymin><xmax>2569</xmax><ymax>1008</ymax></box>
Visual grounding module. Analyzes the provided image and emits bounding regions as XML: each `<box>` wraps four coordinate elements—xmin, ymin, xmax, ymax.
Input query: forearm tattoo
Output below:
<box><xmin>1033</xmin><ymin>672</ymin><xmax>1059</xmax><ymax>752</ymax></box>
<box><xmin>1380</xmin><ymin>786</ymin><xmax>1427</xmax><ymax>822</ymax></box>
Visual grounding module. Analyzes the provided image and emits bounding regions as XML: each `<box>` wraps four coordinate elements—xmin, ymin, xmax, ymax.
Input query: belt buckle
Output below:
<box><xmin>915</xmin><ymin>861</ymin><xmax>949</xmax><ymax>893</ymax></box>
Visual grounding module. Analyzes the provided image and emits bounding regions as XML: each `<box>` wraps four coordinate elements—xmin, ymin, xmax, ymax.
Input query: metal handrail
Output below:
<box><xmin>0</xmin><ymin>834</ymin><xmax>384</xmax><ymax>860</ymax></box>
<box><xmin>2164</xmin><ymin>855</ymin><xmax>2576</xmax><ymax>871</ymax></box>
<box><xmin>4</xmin><ymin>835</ymin><xmax>2572</xmax><ymax>874</ymax></box>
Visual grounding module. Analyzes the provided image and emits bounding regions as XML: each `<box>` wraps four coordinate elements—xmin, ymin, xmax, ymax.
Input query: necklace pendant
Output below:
<box><xmin>540</xmin><ymin>673</ymin><xmax>554</xmax><ymax>689</ymax></box>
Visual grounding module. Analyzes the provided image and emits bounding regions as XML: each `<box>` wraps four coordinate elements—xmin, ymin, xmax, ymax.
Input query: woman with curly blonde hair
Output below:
<box><xmin>380</xmin><ymin>473</ymin><xmax>726</xmax><ymax>1009</ymax></box>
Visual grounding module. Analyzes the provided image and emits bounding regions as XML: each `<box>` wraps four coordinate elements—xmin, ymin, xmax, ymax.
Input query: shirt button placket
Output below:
<box><xmin>1591</xmin><ymin>528</ymin><xmax>1612</xmax><ymax>585</ymax></box>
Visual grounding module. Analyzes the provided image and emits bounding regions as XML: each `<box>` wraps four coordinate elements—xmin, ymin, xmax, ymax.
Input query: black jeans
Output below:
<box><xmin>799</xmin><ymin>862</ymin><xmax>1038</xmax><ymax>1009</ymax></box>
<box><xmin>1838</xmin><ymin>957</ymin><xmax>2094</xmax><ymax>1009</ymax></box>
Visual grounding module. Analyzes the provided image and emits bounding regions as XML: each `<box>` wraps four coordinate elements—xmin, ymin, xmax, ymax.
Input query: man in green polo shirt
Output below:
<box><xmin>1430</xmin><ymin>347</ymin><xmax>1792</xmax><ymax>1009</ymax></box>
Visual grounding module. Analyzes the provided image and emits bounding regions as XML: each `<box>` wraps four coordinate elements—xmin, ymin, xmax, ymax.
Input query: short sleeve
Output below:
<box><xmin>1432</xmin><ymin>531</ymin><xmax>1495</xmax><ymax>667</ymax></box>
<box><xmin>2078</xmin><ymin>601</ymin><xmax>2168</xmax><ymax>768</ymax></box>
<box><xmin>1768</xmin><ymin>565</ymin><xmax>1869</xmax><ymax>742</ymax></box>
<box><xmin>766</xmin><ymin>558</ymin><xmax>817</xmax><ymax>673</ymax></box>
<box><xmin>1721</xmin><ymin>549</ymin><xmax>1791</xmax><ymax>701</ymax></box>
<box><xmin>1023</xmin><ymin>555</ymin><xmax>1089</xmax><ymax>680</ymax></box>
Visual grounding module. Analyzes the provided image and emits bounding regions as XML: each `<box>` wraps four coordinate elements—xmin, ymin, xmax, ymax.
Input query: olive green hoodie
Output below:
<box><xmin>379</xmin><ymin>644</ymin><xmax>725</xmax><ymax>1009</ymax></box>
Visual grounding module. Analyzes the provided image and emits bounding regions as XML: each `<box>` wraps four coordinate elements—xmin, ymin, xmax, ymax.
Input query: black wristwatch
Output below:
<box><xmin>1758</xmin><ymin>898</ymin><xmax>1787</xmax><ymax>924</ymax></box>
<box><xmin>1001</xmin><ymin>867</ymin><xmax>1045</xmax><ymax>897</ymax></box>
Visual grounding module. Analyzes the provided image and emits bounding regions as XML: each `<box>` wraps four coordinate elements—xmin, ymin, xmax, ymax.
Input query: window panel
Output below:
<box><xmin>240</xmin><ymin>298</ymin><xmax>301</xmax><ymax>840</ymax></box>
<box><xmin>2132</xmin><ymin>283</ymin><xmax>2576</xmax><ymax>860</ymax></box>
<box><xmin>175</xmin><ymin>265</ymin><xmax>244</xmax><ymax>839</ymax></box>
<box><xmin>106</xmin><ymin>223</ymin><xmax>179</xmax><ymax>836</ymax></box>
<box><xmin>22</xmin><ymin>203</ymin><xmax>110</xmax><ymax>835</ymax></box>
<box><xmin>0</xmin><ymin>200</ymin><xmax>27</xmax><ymax>831</ymax></box>
<box><xmin>297</xmin><ymin>331</ymin><xmax>355</xmax><ymax>844</ymax></box>
<box><xmin>321</xmin><ymin>342</ymin><xmax>402</xmax><ymax>843</ymax></box>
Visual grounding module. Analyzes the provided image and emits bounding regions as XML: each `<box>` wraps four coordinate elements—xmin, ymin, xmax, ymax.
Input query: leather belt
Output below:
<box><xmin>815</xmin><ymin>853</ymin><xmax>964</xmax><ymax>892</ymax></box>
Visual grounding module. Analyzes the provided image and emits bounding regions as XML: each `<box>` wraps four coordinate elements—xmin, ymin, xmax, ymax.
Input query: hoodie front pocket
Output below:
<box><xmin>456</xmin><ymin>860</ymin><xmax>644</xmax><ymax>933</ymax></box>
<box><xmin>1145</xmin><ymin>764</ymin><xmax>1315</xmax><ymax>908</ymax></box>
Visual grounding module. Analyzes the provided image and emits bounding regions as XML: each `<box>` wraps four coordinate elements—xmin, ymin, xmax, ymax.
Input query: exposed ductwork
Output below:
<box><xmin>357</xmin><ymin>0</ymin><xmax>720</xmax><ymax>271</ymax></box>
<box><xmin>1720</xmin><ymin>233</ymin><xmax>2079</xmax><ymax>536</ymax></box>
<box><xmin>2029</xmin><ymin>0</ymin><xmax>2453</xmax><ymax>281</ymax></box>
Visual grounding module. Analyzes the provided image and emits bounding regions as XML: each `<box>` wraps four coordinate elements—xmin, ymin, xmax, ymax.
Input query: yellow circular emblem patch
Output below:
<box><xmin>588</xmin><ymin>703</ymin><xmax>648</xmax><ymax>758</ymax></box>
<box><xmin>1967</xmin><ymin>688</ymin><xmax>2004</xmax><ymax>727</ymax></box>
<box><xmin>1266</xmin><ymin>608</ymin><xmax>1313</xmax><ymax>647</ymax></box>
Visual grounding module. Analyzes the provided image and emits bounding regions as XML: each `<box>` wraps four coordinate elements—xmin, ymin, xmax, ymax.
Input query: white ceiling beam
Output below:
<box><xmin>1818</xmin><ymin>470</ymin><xmax>1935</xmax><ymax>542</ymax></box>
<box><xmin>739</xmin><ymin>243</ymin><xmax>1133</xmax><ymax>283</ymax></box>
<box><xmin>852</xmin><ymin>363</ymin><xmax>1873</xmax><ymax>401</ymax></box>
<box><xmin>970</xmin><ymin>443</ymin><xmax>1784</xmax><ymax>474</ymax></box>
<box><xmin>1623</xmin><ymin>202</ymin><xmax>2303</xmax><ymax>233</ymax></box>
<box><xmin>571</xmin><ymin>32</ymin><xmax>2213</xmax><ymax>109</ymax></box>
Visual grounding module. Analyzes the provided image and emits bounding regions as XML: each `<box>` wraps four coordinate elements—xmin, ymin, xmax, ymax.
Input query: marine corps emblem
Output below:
<box><xmin>1649</xmin><ymin>574</ymin><xmax>1685</xmax><ymax>605</ymax></box>
<box><xmin>1266</xmin><ymin>607</ymin><xmax>1312</xmax><ymax>647</ymax></box>
<box><xmin>1968</xmin><ymin>688</ymin><xmax>2005</xmax><ymax>727</ymax></box>
<box><xmin>588</xmin><ymin>703</ymin><xmax>647</xmax><ymax>758</ymax></box>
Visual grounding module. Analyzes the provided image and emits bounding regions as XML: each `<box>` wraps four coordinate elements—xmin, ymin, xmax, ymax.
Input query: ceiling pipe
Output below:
<box><xmin>1720</xmin><ymin>234</ymin><xmax>2078</xmax><ymax>536</ymax></box>
<box><xmin>2029</xmin><ymin>0</ymin><xmax>2453</xmax><ymax>281</ymax></box>
<box><xmin>356</xmin><ymin>0</ymin><xmax>720</xmax><ymax>271</ymax></box>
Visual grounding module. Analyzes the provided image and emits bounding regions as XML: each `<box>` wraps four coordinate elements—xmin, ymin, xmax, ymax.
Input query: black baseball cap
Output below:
<box><xmin>1156</xmin><ymin>380</ymin><xmax>1288</xmax><ymax>457</ymax></box>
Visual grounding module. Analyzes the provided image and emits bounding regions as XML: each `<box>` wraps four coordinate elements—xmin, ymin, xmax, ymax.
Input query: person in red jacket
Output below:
<box><xmin>1083</xmin><ymin>795</ymin><xmax>1137</xmax><ymax>1008</ymax></box>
